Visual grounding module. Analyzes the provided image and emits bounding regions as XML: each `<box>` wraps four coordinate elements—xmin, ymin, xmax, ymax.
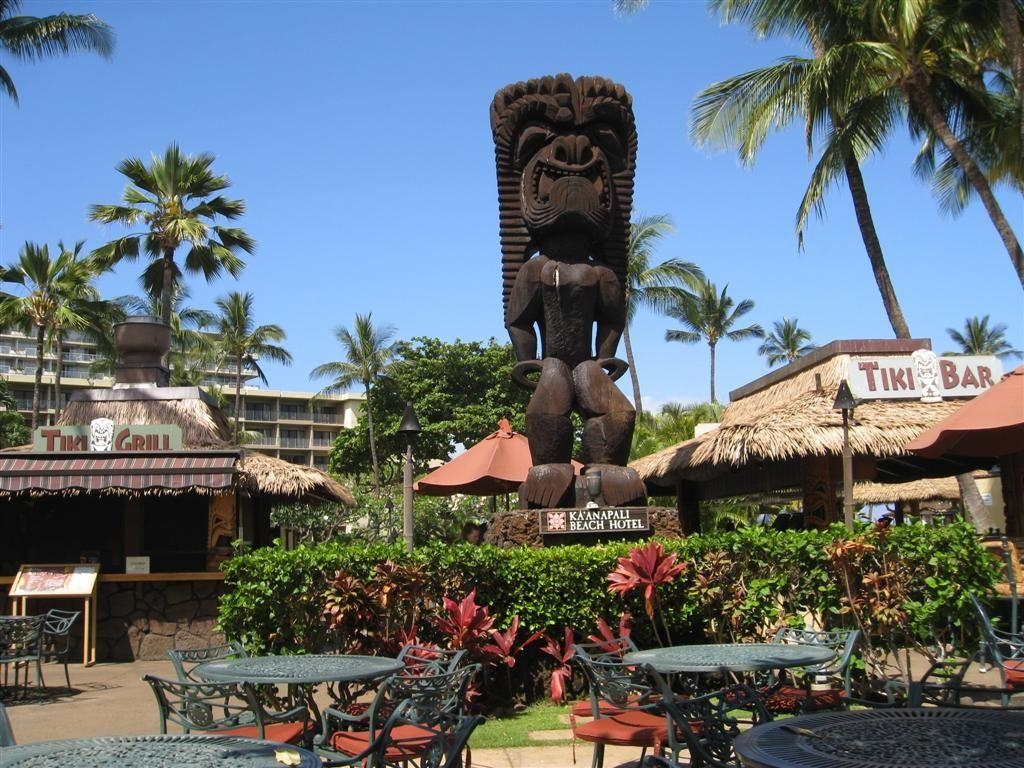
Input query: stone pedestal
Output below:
<box><xmin>486</xmin><ymin>506</ymin><xmax>682</xmax><ymax>547</ymax></box>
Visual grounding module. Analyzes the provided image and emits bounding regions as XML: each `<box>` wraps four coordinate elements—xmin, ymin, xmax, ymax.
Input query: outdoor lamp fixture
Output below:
<box><xmin>397</xmin><ymin>402</ymin><xmax>421</xmax><ymax>554</ymax></box>
<box><xmin>833</xmin><ymin>380</ymin><xmax>858</xmax><ymax>531</ymax></box>
<box><xmin>585</xmin><ymin>469</ymin><xmax>603</xmax><ymax>509</ymax></box>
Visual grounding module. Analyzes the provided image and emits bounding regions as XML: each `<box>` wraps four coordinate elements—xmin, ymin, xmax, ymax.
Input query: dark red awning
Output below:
<box><xmin>0</xmin><ymin>452</ymin><xmax>239</xmax><ymax>494</ymax></box>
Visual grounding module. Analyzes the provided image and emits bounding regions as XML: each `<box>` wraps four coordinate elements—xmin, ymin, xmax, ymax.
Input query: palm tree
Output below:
<box><xmin>664</xmin><ymin>279</ymin><xmax>764</xmax><ymax>403</ymax></box>
<box><xmin>623</xmin><ymin>214</ymin><xmax>703</xmax><ymax>417</ymax></box>
<box><xmin>0</xmin><ymin>241</ymin><xmax>100</xmax><ymax>428</ymax></box>
<box><xmin>212</xmin><ymin>292</ymin><xmax>292</xmax><ymax>441</ymax></box>
<box><xmin>0</xmin><ymin>0</ymin><xmax>113</xmax><ymax>105</ymax></box>
<box><xmin>690</xmin><ymin>1</ymin><xmax>913</xmax><ymax>338</ymax></box>
<box><xmin>945</xmin><ymin>315</ymin><xmax>1023</xmax><ymax>361</ymax></box>
<box><xmin>758</xmin><ymin>317</ymin><xmax>816</xmax><ymax>367</ymax></box>
<box><xmin>89</xmin><ymin>143</ymin><xmax>255</xmax><ymax>325</ymax></box>
<box><xmin>310</xmin><ymin>313</ymin><xmax>398</xmax><ymax>491</ymax></box>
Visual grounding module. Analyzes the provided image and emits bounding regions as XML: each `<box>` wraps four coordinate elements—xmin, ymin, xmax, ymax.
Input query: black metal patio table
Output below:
<box><xmin>624</xmin><ymin>643</ymin><xmax>836</xmax><ymax>675</ymax></box>
<box><xmin>0</xmin><ymin>734</ymin><xmax>322</xmax><ymax>767</ymax></box>
<box><xmin>733</xmin><ymin>707</ymin><xmax>1024</xmax><ymax>768</ymax></box>
<box><xmin>194</xmin><ymin>655</ymin><xmax>404</xmax><ymax>687</ymax></box>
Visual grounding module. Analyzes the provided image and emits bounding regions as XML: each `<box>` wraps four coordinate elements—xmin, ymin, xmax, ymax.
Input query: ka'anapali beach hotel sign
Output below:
<box><xmin>540</xmin><ymin>507</ymin><xmax>650</xmax><ymax>535</ymax></box>
<box><xmin>33</xmin><ymin>418</ymin><xmax>183</xmax><ymax>452</ymax></box>
<box><xmin>847</xmin><ymin>350</ymin><xmax>1002</xmax><ymax>402</ymax></box>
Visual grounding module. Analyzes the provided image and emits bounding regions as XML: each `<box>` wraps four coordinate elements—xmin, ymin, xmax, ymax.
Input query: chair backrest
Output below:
<box><xmin>377</xmin><ymin>662</ymin><xmax>479</xmax><ymax>717</ymax></box>
<box><xmin>0</xmin><ymin>702</ymin><xmax>15</xmax><ymax>747</ymax></box>
<box><xmin>571</xmin><ymin>635</ymin><xmax>639</xmax><ymax>663</ymax></box>
<box><xmin>376</xmin><ymin>698</ymin><xmax>485</xmax><ymax>768</ymax></box>
<box><xmin>396</xmin><ymin>644</ymin><xmax>466</xmax><ymax>676</ymax></box>
<box><xmin>0</xmin><ymin>615</ymin><xmax>44</xmax><ymax>662</ymax></box>
<box><xmin>42</xmin><ymin>609</ymin><xmax>80</xmax><ymax>653</ymax></box>
<box><xmin>772</xmin><ymin>627</ymin><xmax>860</xmax><ymax>677</ymax></box>
<box><xmin>970</xmin><ymin>594</ymin><xmax>1024</xmax><ymax>662</ymax></box>
<box><xmin>143</xmin><ymin>674</ymin><xmax>266</xmax><ymax>736</ymax></box>
<box><xmin>166</xmin><ymin>641</ymin><xmax>248</xmax><ymax>681</ymax></box>
<box><xmin>571</xmin><ymin>653</ymin><xmax>663</xmax><ymax>716</ymax></box>
<box><xmin>659</xmin><ymin>683</ymin><xmax>772</xmax><ymax>768</ymax></box>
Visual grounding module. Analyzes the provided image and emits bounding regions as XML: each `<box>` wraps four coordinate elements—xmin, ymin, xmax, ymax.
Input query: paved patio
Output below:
<box><xmin>1</xmin><ymin>657</ymin><xmax>1014</xmax><ymax>767</ymax></box>
<box><xmin>1</xmin><ymin>659</ymin><xmax>643</xmax><ymax>768</ymax></box>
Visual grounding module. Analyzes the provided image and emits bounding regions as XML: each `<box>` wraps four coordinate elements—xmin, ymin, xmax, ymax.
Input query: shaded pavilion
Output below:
<box><xmin>0</xmin><ymin>318</ymin><xmax>353</xmax><ymax>659</ymax></box>
<box><xmin>631</xmin><ymin>340</ymin><xmax>992</xmax><ymax>532</ymax></box>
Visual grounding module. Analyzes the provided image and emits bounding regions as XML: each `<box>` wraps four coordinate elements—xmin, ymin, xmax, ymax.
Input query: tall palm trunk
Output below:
<box><xmin>622</xmin><ymin>323</ymin><xmax>643</xmax><ymax>417</ymax></box>
<box><xmin>904</xmin><ymin>69</ymin><xmax>1024</xmax><ymax>287</ymax></box>
<box><xmin>54</xmin><ymin>328</ymin><xmax>64</xmax><ymax>420</ymax></box>
<box><xmin>32</xmin><ymin>324</ymin><xmax>44</xmax><ymax>429</ymax></box>
<box><xmin>842</xmin><ymin>154</ymin><xmax>912</xmax><ymax>338</ymax></box>
<box><xmin>234</xmin><ymin>355</ymin><xmax>243</xmax><ymax>442</ymax></box>
<box><xmin>161</xmin><ymin>247</ymin><xmax>175</xmax><ymax>325</ymax></box>
<box><xmin>363</xmin><ymin>379</ymin><xmax>382</xmax><ymax>491</ymax></box>
<box><xmin>708</xmin><ymin>341</ymin><xmax>718</xmax><ymax>404</ymax></box>
<box><xmin>957</xmin><ymin>472</ymin><xmax>991</xmax><ymax>532</ymax></box>
<box><xmin>998</xmin><ymin>0</ymin><xmax>1024</xmax><ymax>150</ymax></box>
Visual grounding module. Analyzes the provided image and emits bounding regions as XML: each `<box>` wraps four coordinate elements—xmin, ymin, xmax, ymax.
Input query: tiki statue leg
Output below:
<box><xmin>522</xmin><ymin>358</ymin><xmax>576</xmax><ymax>508</ymax></box>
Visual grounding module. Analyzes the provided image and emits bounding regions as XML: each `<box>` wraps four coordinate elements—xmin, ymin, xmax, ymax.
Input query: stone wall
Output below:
<box><xmin>97</xmin><ymin>579</ymin><xmax>227</xmax><ymax>661</ymax></box>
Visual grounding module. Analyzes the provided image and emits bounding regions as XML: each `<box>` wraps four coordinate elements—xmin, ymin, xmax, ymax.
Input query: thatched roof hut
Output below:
<box><xmin>853</xmin><ymin>477</ymin><xmax>960</xmax><ymax>505</ymax></box>
<box><xmin>630</xmin><ymin>340</ymin><xmax>991</xmax><ymax>530</ymax></box>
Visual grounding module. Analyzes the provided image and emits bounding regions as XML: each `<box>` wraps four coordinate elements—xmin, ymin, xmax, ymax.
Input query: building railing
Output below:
<box><xmin>243</xmin><ymin>410</ymin><xmax>274</xmax><ymax>421</ymax></box>
<box><xmin>279</xmin><ymin>437</ymin><xmax>308</xmax><ymax>448</ymax></box>
<box><xmin>279</xmin><ymin>411</ymin><xmax>310</xmax><ymax>421</ymax></box>
<box><xmin>313</xmin><ymin>412</ymin><xmax>340</xmax><ymax>424</ymax></box>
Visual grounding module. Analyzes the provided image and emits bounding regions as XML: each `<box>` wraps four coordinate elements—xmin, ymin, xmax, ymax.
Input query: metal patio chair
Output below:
<box><xmin>0</xmin><ymin>702</ymin><xmax>15</xmax><ymax>746</ymax></box>
<box><xmin>143</xmin><ymin>673</ymin><xmax>309</xmax><ymax>744</ymax></box>
<box><xmin>166</xmin><ymin>641</ymin><xmax>248</xmax><ymax>682</ymax></box>
<box><xmin>0</xmin><ymin>615</ymin><xmax>44</xmax><ymax>698</ymax></box>
<box><xmin>761</xmin><ymin>627</ymin><xmax>860</xmax><ymax>714</ymax></box>
<box><xmin>970</xmin><ymin>594</ymin><xmax>1024</xmax><ymax>707</ymax></box>
<box><xmin>40</xmin><ymin>609</ymin><xmax>80</xmax><ymax>689</ymax></box>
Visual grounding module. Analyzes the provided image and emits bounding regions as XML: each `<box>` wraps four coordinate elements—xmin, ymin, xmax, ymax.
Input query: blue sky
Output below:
<box><xmin>2</xmin><ymin>0</ymin><xmax>1021</xmax><ymax>412</ymax></box>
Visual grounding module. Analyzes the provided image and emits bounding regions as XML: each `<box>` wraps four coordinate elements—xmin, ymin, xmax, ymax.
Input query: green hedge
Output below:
<box><xmin>218</xmin><ymin>522</ymin><xmax>999</xmax><ymax>657</ymax></box>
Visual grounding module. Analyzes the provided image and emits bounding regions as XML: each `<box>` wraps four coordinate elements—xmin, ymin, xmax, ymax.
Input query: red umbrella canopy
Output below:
<box><xmin>906</xmin><ymin>365</ymin><xmax>1024</xmax><ymax>458</ymax></box>
<box><xmin>415</xmin><ymin>419</ymin><xmax>581</xmax><ymax>497</ymax></box>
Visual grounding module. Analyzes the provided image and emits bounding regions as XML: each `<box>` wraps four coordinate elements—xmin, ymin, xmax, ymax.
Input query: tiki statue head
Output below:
<box><xmin>491</xmin><ymin>74</ymin><xmax>637</xmax><ymax>320</ymax></box>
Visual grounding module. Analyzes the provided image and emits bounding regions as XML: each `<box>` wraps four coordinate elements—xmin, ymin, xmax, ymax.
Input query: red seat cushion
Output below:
<box><xmin>330</xmin><ymin>722</ymin><xmax>437</xmax><ymax>762</ymax></box>
<box><xmin>763</xmin><ymin>686</ymin><xmax>844</xmax><ymax>713</ymax></box>
<box><xmin>1003</xmin><ymin>660</ymin><xmax>1024</xmax><ymax>687</ymax></box>
<box><xmin>571</xmin><ymin>698</ymin><xmax>630</xmax><ymax>717</ymax></box>
<box><xmin>213</xmin><ymin>721</ymin><xmax>306</xmax><ymax>745</ymax></box>
<box><xmin>572</xmin><ymin>711</ymin><xmax>668</xmax><ymax>748</ymax></box>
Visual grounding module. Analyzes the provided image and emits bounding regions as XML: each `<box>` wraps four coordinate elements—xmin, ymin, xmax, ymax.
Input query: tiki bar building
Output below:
<box><xmin>632</xmin><ymin>339</ymin><xmax>1009</xmax><ymax>533</ymax></box>
<box><xmin>0</xmin><ymin>318</ymin><xmax>353</xmax><ymax>661</ymax></box>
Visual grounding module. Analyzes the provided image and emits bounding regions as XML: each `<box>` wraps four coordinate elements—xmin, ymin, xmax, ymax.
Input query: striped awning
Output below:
<box><xmin>0</xmin><ymin>451</ymin><xmax>239</xmax><ymax>494</ymax></box>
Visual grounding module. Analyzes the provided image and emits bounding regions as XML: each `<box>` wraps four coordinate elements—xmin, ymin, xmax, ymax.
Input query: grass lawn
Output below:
<box><xmin>470</xmin><ymin>701</ymin><xmax>574</xmax><ymax>748</ymax></box>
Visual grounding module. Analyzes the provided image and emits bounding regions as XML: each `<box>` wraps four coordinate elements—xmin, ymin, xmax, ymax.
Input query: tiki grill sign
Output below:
<box><xmin>847</xmin><ymin>351</ymin><xmax>1002</xmax><ymax>402</ymax></box>
<box><xmin>33</xmin><ymin>420</ymin><xmax>183</xmax><ymax>452</ymax></box>
<box><xmin>540</xmin><ymin>507</ymin><xmax>650</xmax><ymax>535</ymax></box>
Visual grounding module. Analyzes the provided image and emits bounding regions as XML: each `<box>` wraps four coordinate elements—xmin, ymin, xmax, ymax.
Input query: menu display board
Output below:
<box><xmin>10</xmin><ymin>563</ymin><xmax>100</xmax><ymax>597</ymax></box>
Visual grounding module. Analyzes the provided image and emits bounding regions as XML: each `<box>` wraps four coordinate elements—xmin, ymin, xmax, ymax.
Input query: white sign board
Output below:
<box><xmin>847</xmin><ymin>352</ymin><xmax>1002</xmax><ymax>401</ymax></box>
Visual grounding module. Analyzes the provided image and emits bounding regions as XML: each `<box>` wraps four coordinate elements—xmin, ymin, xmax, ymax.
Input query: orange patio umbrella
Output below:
<box><xmin>414</xmin><ymin>418</ymin><xmax>581</xmax><ymax>497</ymax></box>
<box><xmin>906</xmin><ymin>365</ymin><xmax>1024</xmax><ymax>458</ymax></box>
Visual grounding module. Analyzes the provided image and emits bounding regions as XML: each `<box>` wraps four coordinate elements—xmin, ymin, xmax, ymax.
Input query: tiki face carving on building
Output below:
<box><xmin>491</xmin><ymin>74</ymin><xmax>645</xmax><ymax>509</ymax></box>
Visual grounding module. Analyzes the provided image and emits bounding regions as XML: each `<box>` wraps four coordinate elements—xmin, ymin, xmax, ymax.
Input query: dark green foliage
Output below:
<box><xmin>328</xmin><ymin>337</ymin><xmax>529</xmax><ymax>479</ymax></box>
<box><xmin>0</xmin><ymin>377</ymin><xmax>28</xmax><ymax>447</ymax></box>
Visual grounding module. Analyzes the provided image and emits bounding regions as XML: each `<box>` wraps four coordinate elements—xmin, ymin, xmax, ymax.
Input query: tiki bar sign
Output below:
<box><xmin>33</xmin><ymin>420</ymin><xmax>183</xmax><ymax>452</ymax></box>
<box><xmin>847</xmin><ymin>351</ymin><xmax>1002</xmax><ymax>402</ymax></box>
<box><xmin>540</xmin><ymin>507</ymin><xmax>650</xmax><ymax>535</ymax></box>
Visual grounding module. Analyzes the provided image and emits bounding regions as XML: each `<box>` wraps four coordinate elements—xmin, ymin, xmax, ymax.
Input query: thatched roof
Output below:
<box><xmin>59</xmin><ymin>387</ymin><xmax>233</xmax><ymax>447</ymax></box>
<box><xmin>20</xmin><ymin>386</ymin><xmax>357</xmax><ymax>506</ymax></box>
<box><xmin>237</xmin><ymin>450</ymin><xmax>356</xmax><ymax>506</ymax></box>
<box><xmin>853</xmin><ymin>477</ymin><xmax>960</xmax><ymax>504</ymax></box>
<box><xmin>633</xmin><ymin>341</ymin><xmax>964</xmax><ymax>487</ymax></box>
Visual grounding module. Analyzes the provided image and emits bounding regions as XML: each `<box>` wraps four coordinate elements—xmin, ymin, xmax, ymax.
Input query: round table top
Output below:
<box><xmin>0</xmin><ymin>734</ymin><xmax>322</xmax><ymax>768</ymax></box>
<box><xmin>733</xmin><ymin>707</ymin><xmax>1024</xmax><ymax>768</ymax></box>
<box><xmin>195</xmin><ymin>654</ymin><xmax>404</xmax><ymax>685</ymax></box>
<box><xmin>624</xmin><ymin>643</ymin><xmax>836</xmax><ymax>673</ymax></box>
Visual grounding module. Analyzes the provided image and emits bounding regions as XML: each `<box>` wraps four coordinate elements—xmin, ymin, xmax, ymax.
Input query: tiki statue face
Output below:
<box><xmin>492</xmin><ymin>74</ymin><xmax>637</xmax><ymax>316</ymax></box>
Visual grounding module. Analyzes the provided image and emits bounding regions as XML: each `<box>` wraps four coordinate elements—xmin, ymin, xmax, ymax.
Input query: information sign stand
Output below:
<box><xmin>9</xmin><ymin>563</ymin><xmax>100</xmax><ymax>666</ymax></box>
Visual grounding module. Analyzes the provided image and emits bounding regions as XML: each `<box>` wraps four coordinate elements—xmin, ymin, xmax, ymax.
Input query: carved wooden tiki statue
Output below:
<box><xmin>491</xmin><ymin>73</ymin><xmax>646</xmax><ymax>509</ymax></box>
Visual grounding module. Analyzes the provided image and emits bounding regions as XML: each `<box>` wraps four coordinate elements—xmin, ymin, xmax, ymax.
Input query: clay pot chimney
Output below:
<box><xmin>113</xmin><ymin>316</ymin><xmax>171</xmax><ymax>387</ymax></box>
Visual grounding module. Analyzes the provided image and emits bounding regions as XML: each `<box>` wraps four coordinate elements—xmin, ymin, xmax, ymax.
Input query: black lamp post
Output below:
<box><xmin>397</xmin><ymin>402</ymin><xmax>421</xmax><ymax>553</ymax></box>
<box><xmin>833</xmin><ymin>380</ymin><xmax>858</xmax><ymax>530</ymax></box>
